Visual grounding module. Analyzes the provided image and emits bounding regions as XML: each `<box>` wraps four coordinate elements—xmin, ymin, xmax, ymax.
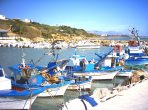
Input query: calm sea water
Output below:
<box><xmin>0</xmin><ymin>46</ymin><xmax>124</xmax><ymax>110</ymax></box>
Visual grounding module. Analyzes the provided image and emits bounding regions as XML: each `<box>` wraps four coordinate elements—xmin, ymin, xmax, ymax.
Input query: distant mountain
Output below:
<box><xmin>88</xmin><ymin>30</ymin><xmax>125</xmax><ymax>36</ymax></box>
<box><xmin>87</xmin><ymin>31</ymin><xmax>103</xmax><ymax>35</ymax></box>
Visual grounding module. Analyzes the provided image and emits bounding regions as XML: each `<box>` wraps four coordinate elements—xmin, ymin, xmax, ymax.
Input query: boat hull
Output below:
<box><xmin>67</xmin><ymin>81</ymin><xmax>91</xmax><ymax>90</ymax></box>
<box><xmin>38</xmin><ymin>83</ymin><xmax>70</xmax><ymax>97</ymax></box>
<box><xmin>125</xmin><ymin>58</ymin><xmax>148</xmax><ymax>66</ymax></box>
<box><xmin>117</xmin><ymin>70</ymin><xmax>133</xmax><ymax>77</ymax></box>
<box><xmin>0</xmin><ymin>96</ymin><xmax>37</xmax><ymax>109</ymax></box>
<box><xmin>74</xmin><ymin>71</ymin><xmax>118</xmax><ymax>80</ymax></box>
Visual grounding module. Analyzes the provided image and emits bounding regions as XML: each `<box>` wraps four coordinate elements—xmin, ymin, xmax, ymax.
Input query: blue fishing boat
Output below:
<box><xmin>125</xmin><ymin>28</ymin><xmax>146</xmax><ymax>57</ymax></box>
<box><xmin>125</xmin><ymin>58</ymin><xmax>148</xmax><ymax>66</ymax></box>
<box><xmin>36</xmin><ymin>55</ymin><xmax>93</xmax><ymax>91</ymax></box>
<box><xmin>65</xmin><ymin>53</ymin><xmax>122</xmax><ymax>80</ymax></box>
<box><xmin>8</xmin><ymin>58</ymin><xmax>71</xmax><ymax>97</ymax></box>
<box><xmin>0</xmin><ymin>65</ymin><xmax>47</xmax><ymax>109</ymax></box>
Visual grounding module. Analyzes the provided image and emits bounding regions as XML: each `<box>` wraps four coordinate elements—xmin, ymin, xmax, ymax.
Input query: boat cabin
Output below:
<box><xmin>126</xmin><ymin>46</ymin><xmax>144</xmax><ymax>57</ymax></box>
<box><xmin>66</xmin><ymin>55</ymin><xmax>95</xmax><ymax>72</ymax></box>
<box><xmin>8</xmin><ymin>64</ymin><xmax>40</xmax><ymax>84</ymax></box>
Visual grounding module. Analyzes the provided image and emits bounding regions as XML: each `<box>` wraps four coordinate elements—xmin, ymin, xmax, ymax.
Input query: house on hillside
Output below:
<box><xmin>24</xmin><ymin>19</ymin><xmax>32</xmax><ymax>23</ymax></box>
<box><xmin>0</xmin><ymin>30</ymin><xmax>8</xmax><ymax>37</ymax></box>
<box><xmin>0</xmin><ymin>29</ymin><xmax>16</xmax><ymax>40</ymax></box>
<box><xmin>0</xmin><ymin>15</ymin><xmax>7</xmax><ymax>20</ymax></box>
<box><xmin>0</xmin><ymin>29</ymin><xmax>17</xmax><ymax>46</ymax></box>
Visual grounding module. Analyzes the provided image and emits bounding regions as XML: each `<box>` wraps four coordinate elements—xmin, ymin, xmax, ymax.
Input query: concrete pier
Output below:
<box><xmin>99</xmin><ymin>79</ymin><xmax>148</xmax><ymax>110</ymax></box>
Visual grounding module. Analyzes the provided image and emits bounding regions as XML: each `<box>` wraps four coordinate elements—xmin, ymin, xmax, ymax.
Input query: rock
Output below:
<box><xmin>112</xmin><ymin>89</ymin><xmax>118</xmax><ymax>95</ymax></box>
<box><xmin>92</xmin><ymin>88</ymin><xmax>111</xmax><ymax>99</ymax></box>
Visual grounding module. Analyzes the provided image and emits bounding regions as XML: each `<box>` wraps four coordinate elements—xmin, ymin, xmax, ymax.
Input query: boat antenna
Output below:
<box><xmin>128</xmin><ymin>27</ymin><xmax>140</xmax><ymax>45</ymax></box>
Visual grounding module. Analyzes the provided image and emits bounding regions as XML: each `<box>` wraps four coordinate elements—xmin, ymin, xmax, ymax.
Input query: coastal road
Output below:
<box><xmin>99</xmin><ymin>79</ymin><xmax>148</xmax><ymax>110</ymax></box>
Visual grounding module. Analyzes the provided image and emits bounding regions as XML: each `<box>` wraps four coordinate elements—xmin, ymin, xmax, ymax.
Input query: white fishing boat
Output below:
<box><xmin>65</xmin><ymin>53</ymin><xmax>122</xmax><ymax>81</ymax></box>
<box><xmin>75</xmin><ymin>40</ymin><xmax>100</xmax><ymax>49</ymax></box>
<box><xmin>125</xmin><ymin>28</ymin><xmax>145</xmax><ymax>57</ymax></box>
<box><xmin>0</xmin><ymin>66</ymin><xmax>44</xmax><ymax>109</ymax></box>
<box><xmin>74</xmin><ymin>70</ymin><xmax>118</xmax><ymax>80</ymax></box>
<box><xmin>76</xmin><ymin>45</ymin><xmax>100</xmax><ymax>49</ymax></box>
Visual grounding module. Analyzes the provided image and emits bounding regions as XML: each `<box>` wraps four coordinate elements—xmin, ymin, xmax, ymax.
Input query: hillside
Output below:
<box><xmin>0</xmin><ymin>19</ymin><xmax>98</xmax><ymax>42</ymax></box>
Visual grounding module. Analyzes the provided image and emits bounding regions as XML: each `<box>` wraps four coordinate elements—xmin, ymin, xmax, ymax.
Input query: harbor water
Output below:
<box><xmin>0</xmin><ymin>46</ymin><xmax>126</xmax><ymax>110</ymax></box>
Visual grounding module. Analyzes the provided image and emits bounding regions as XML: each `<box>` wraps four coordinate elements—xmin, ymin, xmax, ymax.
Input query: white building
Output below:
<box><xmin>0</xmin><ymin>15</ymin><xmax>7</xmax><ymax>20</ymax></box>
<box><xmin>24</xmin><ymin>19</ymin><xmax>32</xmax><ymax>23</ymax></box>
<box><xmin>101</xmin><ymin>34</ymin><xmax>108</xmax><ymax>37</ymax></box>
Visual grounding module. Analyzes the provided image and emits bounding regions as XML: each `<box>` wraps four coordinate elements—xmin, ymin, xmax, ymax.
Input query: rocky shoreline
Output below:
<box><xmin>0</xmin><ymin>36</ymin><xmax>148</xmax><ymax>48</ymax></box>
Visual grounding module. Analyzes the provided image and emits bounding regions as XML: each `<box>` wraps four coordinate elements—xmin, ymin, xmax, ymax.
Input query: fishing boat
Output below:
<box><xmin>74</xmin><ymin>40</ymin><xmax>100</xmax><ymax>49</ymax></box>
<box><xmin>8</xmin><ymin>58</ymin><xmax>71</xmax><ymax>97</ymax></box>
<box><xmin>125</xmin><ymin>28</ymin><xmax>145</xmax><ymax>57</ymax></box>
<box><xmin>74</xmin><ymin>70</ymin><xmax>119</xmax><ymax>80</ymax></box>
<box><xmin>43</xmin><ymin>55</ymin><xmax>93</xmax><ymax>91</ymax></box>
<box><xmin>0</xmin><ymin>65</ymin><xmax>47</xmax><ymax>109</ymax></box>
<box><xmin>65</xmin><ymin>54</ymin><xmax>122</xmax><ymax>81</ymax></box>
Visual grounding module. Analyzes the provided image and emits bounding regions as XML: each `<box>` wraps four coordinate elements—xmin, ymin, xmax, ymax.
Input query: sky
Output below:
<box><xmin>0</xmin><ymin>0</ymin><xmax>148</xmax><ymax>36</ymax></box>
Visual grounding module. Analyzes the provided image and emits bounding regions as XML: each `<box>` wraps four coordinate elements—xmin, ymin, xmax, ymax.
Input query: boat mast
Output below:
<box><xmin>21</xmin><ymin>49</ymin><xmax>26</xmax><ymax>67</ymax></box>
<box><xmin>129</xmin><ymin>27</ymin><xmax>140</xmax><ymax>46</ymax></box>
